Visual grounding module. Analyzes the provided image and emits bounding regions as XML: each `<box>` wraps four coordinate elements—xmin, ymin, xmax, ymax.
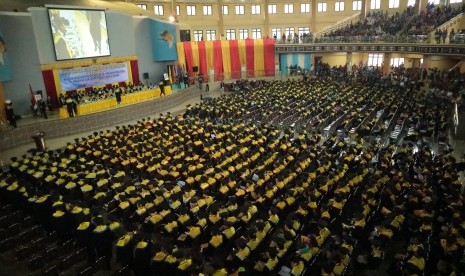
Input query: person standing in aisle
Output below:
<box><xmin>5</xmin><ymin>99</ymin><xmax>16</xmax><ymax>128</ymax></box>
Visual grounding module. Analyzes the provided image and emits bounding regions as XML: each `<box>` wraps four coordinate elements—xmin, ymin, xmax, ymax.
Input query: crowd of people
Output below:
<box><xmin>1</xmin><ymin>75</ymin><xmax>464</xmax><ymax>275</ymax></box>
<box><xmin>315</xmin><ymin>4</ymin><xmax>465</xmax><ymax>43</ymax></box>
<box><xmin>405</xmin><ymin>4</ymin><xmax>462</xmax><ymax>36</ymax></box>
<box><xmin>58</xmin><ymin>83</ymin><xmax>148</xmax><ymax>107</ymax></box>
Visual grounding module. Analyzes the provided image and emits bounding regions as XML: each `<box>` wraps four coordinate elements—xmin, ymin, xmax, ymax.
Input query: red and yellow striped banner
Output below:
<box><xmin>177</xmin><ymin>39</ymin><xmax>275</xmax><ymax>81</ymax></box>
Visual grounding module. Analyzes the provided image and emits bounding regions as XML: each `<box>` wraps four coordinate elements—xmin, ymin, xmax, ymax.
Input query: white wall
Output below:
<box><xmin>133</xmin><ymin>16</ymin><xmax>171</xmax><ymax>84</ymax></box>
<box><xmin>0</xmin><ymin>8</ymin><xmax>172</xmax><ymax>115</ymax></box>
<box><xmin>0</xmin><ymin>12</ymin><xmax>44</xmax><ymax>115</ymax></box>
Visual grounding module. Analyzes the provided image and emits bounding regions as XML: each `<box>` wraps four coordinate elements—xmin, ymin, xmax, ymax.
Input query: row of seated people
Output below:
<box><xmin>404</xmin><ymin>4</ymin><xmax>463</xmax><ymax>36</ymax></box>
<box><xmin>318</xmin><ymin>4</ymin><xmax>463</xmax><ymax>42</ymax></box>
<box><xmin>325</xmin><ymin>10</ymin><xmax>408</xmax><ymax>38</ymax></box>
<box><xmin>58</xmin><ymin>82</ymin><xmax>151</xmax><ymax>106</ymax></box>
<box><xmin>1</xmin><ymin>78</ymin><xmax>463</xmax><ymax>275</ymax></box>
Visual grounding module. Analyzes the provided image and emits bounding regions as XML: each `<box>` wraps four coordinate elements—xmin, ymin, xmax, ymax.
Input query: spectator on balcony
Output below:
<box><xmin>449</xmin><ymin>29</ymin><xmax>455</xmax><ymax>43</ymax></box>
<box><xmin>442</xmin><ymin>28</ymin><xmax>447</xmax><ymax>44</ymax></box>
<box><xmin>435</xmin><ymin>29</ymin><xmax>441</xmax><ymax>44</ymax></box>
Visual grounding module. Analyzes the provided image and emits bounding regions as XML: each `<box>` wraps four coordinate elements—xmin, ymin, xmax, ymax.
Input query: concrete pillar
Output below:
<box><xmin>217</xmin><ymin>0</ymin><xmax>224</xmax><ymax>39</ymax></box>
<box><xmin>382</xmin><ymin>53</ymin><xmax>392</xmax><ymax>76</ymax></box>
<box><xmin>311</xmin><ymin>0</ymin><xmax>317</xmax><ymax>32</ymax></box>
<box><xmin>360</xmin><ymin>0</ymin><xmax>369</xmax><ymax>20</ymax></box>
<box><xmin>264</xmin><ymin>0</ymin><xmax>270</xmax><ymax>37</ymax></box>
<box><xmin>422</xmin><ymin>55</ymin><xmax>431</xmax><ymax>70</ymax></box>
<box><xmin>415</xmin><ymin>0</ymin><xmax>426</xmax><ymax>14</ymax></box>
<box><xmin>346</xmin><ymin>52</ymin><xmax>353</xmax><ymax>73</ymax></box>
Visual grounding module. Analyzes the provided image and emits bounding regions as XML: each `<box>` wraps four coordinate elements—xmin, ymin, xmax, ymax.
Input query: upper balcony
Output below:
<box><xmin>274</xmin><ymin>35</ymin><xmax>465</xmax><ymax>56</ymax></box>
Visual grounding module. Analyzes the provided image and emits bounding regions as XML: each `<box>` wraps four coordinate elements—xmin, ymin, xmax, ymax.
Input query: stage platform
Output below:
<box><xmin>0</xmin><ymin>85</ymin><xmax>207</xmax><ymax>154</ymax></box>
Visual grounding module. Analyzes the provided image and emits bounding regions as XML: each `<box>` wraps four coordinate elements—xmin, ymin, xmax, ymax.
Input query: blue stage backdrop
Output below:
<box><xmin>150</xmin><ymin>20</ymin><xmax>177</xmax><ymax>62</ymax></box>
<box><xmin>0</xmin><ymin>26</ymin><xmax>13</xmax><ymax>81</ymax></box>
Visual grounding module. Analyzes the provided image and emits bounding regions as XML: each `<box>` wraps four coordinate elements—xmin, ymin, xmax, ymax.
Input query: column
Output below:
<box><xmin>382</xmin><ymin>53</ymin><xmax>392</xmax><ymax>76</ymax></box>
<box><xmin>311</xmin><ymin>0</ymin><xmax>317</xmax><ymax>32</ymax></box>
<box><xmin>422</xmin><ymin>55</ymin><xmax>431</xmax><ymax>70</ymax></box>
<box><xmin>415</xmin><ymin>0</ymin><xmax>426</xmax><ymax>14</ymax></box>
<box><xmin>311</xmin><ymin>55</ymin><xmax>317</xmax><ymax>75</ymax></box>
<box><xmin>264</xmin><ymin>0</ymin><xmax>270</xmax><ymax>37</ymax></box>
<box><xmin>346</xmin><ymin>52</ymin><xmax>353</xmax><ymax>74</ymax></box>
<box><xmin>360</xmin><ymin>0</ymin><xmax>369</xmax><ymax>20</ymax></box>
<box><xmin>412</xmin><ymin>58</ymin><xmax>421</xmax><ymax>69</ymax></box>
<box><xmin>460</xmin><ymin>58</ymin><xmax>465</xmax><ymax>74</ymax></box>
<box><xmin>217</xmin><ymin>0</ymin><xmax>224</xmax><ymax>40</ymax></box>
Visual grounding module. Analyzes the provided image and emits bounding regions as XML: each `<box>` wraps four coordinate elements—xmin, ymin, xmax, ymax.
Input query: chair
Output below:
<box><xmin>43</xmin><ymin>264</ymin><xmax>59</xmax><ymax>276</ymax></box>
<box><xmin>22</xmin><ymin>216</ymin><xmax>35</xmax><ymax>229</ymax></box>
<box><xmin>111</xmin><ymin>265</ymin><xmax>131</xmax><ymax>276</ymax></box>
<box><xmin>28</xmin><ymin>253</ymin><xmax>45</xmax><ymax>271</ymax></box>
<box><xmin>77</xmin><ymin>265</ymin><xmax>94</xmax><ymax>276</ymax></box>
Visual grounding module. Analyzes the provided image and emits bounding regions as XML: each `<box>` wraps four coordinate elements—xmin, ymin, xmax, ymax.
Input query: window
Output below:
<box><xmin>352</xmin><ymin>0</ymin><xmax>362</xmax><ymax>10</ymax></box>
<box><xmin>301</xmin><ymin>3</ymin><xmax>310</xmax><ymax>13</ymax></box>
<box><xmin>427</xmin><ymin>0</ymin><xmax>440</xmax><ymax>4</ymax></box>
<box><xmin>370</xmin><ymin>0</ymin><xmax>380</xmax><ymax>9</ymax></box>
<box><xmin>193</xmin><ymin>30</ymin><xmax>203</xmax><ymax>41</ymax></box>
<box><xmin>226</xmin><ymin>29</ymin><xmax>236</xmax><ymax>40</ymax></box>
<box><xmin>252</xmin><ymin>5</ymin><xmax>261</xmax><ymax>14</ymax></box>
<box><xmin>268</xmin><ymin>4</ymin><xmax>277</xmax><ymax>14</ymax></box>
<box><xmin>154</xmin><ymin>5</ymin><xmax>164</xmax><ymax>15</ymax></box>
<box><xmin>187</xmin><ymin>5</ymin><xmax>196</xmax><ymax>16</ymax></box>
<box><xmin>271</xmin><ymin>28</ymin><xmax>282</xmax><ymax>39</ymax></box>
<box><xmin>298</xmin><ymin>27</ymin><xmax>310</xmax><ymax>37</ymax></box>
<box><xmin>222</xmin><ymin>5</ymin><xmax>229</xmax><ymax>15</ymax></box>
<box><xmin>176</xmin><ymin>5</ymin><xmax>180</xmax><ymax>15</ymax></box>
<box><xmin>284</xmin><ymin>4</ymin><xmax>294</xmax><ymax>13</ymax></box>
<box><xmin>367</xmin><ymin>53</ymin><xmax>383</xmax><ymax>67</ymax></box>
<box><xmin>252</xmin><ymin>28</ymin><xmax>262</xmax><ymax>39</ymax></box>
<box><xmin>390</xmin><ymin>58</ymin><xmax>404</xmax><ymax>67</ymax></box>
<box><xmin>203</xmin><ymin>5</ymin><xmax>212</xmax><ymax>15</ymax></box>
<box><xmin>206</xmin><ymin>30</ymin><xmax>216</xmax><ymax>41</ymax></box>
<box><xmin>239</xmin><ymin>29</ymin><xmax>248</xmax><ymax>39</ymax></box>
<box><xmin>236</xmin><ymin>5</ymin><xmax>245</xmax><ymax>15</ymax></box>
<box><xmin>449</xmin><ymin>0</ymin><xmax>462</xmax><ymax>3</ymax></box>
<box><xmin>317</xmin><ymin>2</ymin><xmax>327</xmax><ymax>12</ymax></box>
<box><xmin>284</xmin><ymin>27</ymin><xmax>295</xmax><ymax>38</ymax></box>
<box><xmin>137</xmin><ymin>4</ymin><xmax>147</xmax><ymax>10</ymax></box>
<box><xmin>335</xmin><ymin>1</ymin><xmax>345</xmax><ymax>11</ymax></box>
<box><xmin>388</xmin><ymin>0</ymin><xmax>399</xmax><ymax>8</ymax></box>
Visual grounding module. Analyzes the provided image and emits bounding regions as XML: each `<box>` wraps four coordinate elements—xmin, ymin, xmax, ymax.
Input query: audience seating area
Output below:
<box><xmin>314</xmin><ymin>4</ymin><xmax>464</xmax><ymax>43</ymax></box>
<box><xmin>0</xmin><ymin>78</ymin><xmax>464</xmax><ymax>275</ymax></box>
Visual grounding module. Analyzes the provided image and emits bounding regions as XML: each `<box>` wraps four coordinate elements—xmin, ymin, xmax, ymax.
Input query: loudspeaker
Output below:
<box><xmin>193</xmin><ymin>66</ymin><xmax>199</xmax><ymax>73</ymax></box>
<box><xmin>143</xmin><ymin>72</ymin><xmax>149</xmax><ymax>80</ymax></box>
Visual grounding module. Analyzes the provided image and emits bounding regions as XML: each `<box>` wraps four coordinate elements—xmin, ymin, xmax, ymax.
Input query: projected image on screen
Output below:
<box><xmin>48</xmin><ymin>8</ymin><xmax>110</xmax><ymax>60</ymax></box>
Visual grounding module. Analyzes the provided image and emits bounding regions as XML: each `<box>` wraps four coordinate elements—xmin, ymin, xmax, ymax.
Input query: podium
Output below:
<box><xmin>32</xmin><ymin>132</ymin><xmax>46</xmax><ymax>151</ymax></box>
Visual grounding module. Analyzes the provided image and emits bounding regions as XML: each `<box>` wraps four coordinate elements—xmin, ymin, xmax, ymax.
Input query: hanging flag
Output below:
<box><xmin>176</xmin><ymin>39</ymin><xmax>275</xmax><ymax>81</ymax></box>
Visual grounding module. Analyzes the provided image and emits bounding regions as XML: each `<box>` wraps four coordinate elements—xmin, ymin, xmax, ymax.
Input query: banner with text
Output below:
<box><xmin>58</xmin><ymin>62</ymin><xmax>129</xmax><ymax>91</ymax></box>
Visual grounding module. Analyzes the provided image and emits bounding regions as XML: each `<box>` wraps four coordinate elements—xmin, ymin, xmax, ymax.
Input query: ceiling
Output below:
<box><xmin>0</xmin><ymin>0</ymin><xmax>154</xmax><ymax>15</ymax></box>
